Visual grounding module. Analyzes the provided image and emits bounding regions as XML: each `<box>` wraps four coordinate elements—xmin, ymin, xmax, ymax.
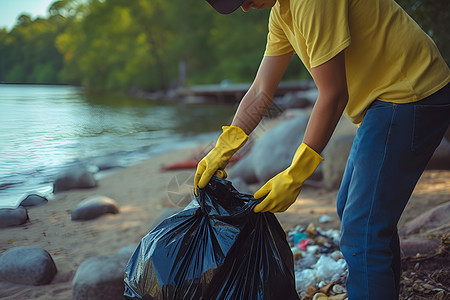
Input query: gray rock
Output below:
<box><xmin>229</xmin><ymin>114</ymin><xmax>310</xmax><ymax>184</ymax></box>
<box><xmin>117</xmin><ymin>245</ymin><xmax>138</xmax><ymax>257</ymax></box>
<box><xmin>230</xmin><ymin>177</ymin><xmax>252</xmax><ymax>195</ymax></box>
<box><xmin>72</xmin><ymin>253</ymin><xmax>130</xmax><ymax>300</ymax></box>
<box><xmin>421</xmin><ymin>222</ymin><xmax>450</xmax><ymax>237</ymax></box>
<box><xmin>426</xmin><ymin>138</ymin><xmax>450</xmax><ymax>170</ymax></box>
<box><xmin>71</xmin><ymin>196</ymin><xmax>120</xmax><ymax>221</ymax></box>
<box><xmin>0</xmin><ymin>246</ymin><xmax>57</xmax><ymax>285</ymax></box>
<box><xmin>0</xmin><ymin>206</ymin><xmax>28</xmax><ymax>228</ymax></box>
<box><xmin>227</xmin><ymin>158</ymin><xmax>259</xmax><ymax>184</ymax></box>
<box><xmin>444</xmin><ymin>125</ymin><xmax>450</xmax><ymax>142</ymax></box>
<box><xmin>254</xmin><ymin>114</ymin><xmax>310</xmax><ymax>183</ymax></box>
<box><xmin>20</xmin><ymin>194</ymin><xmax>48</xmax><ymax>207</ymax></box>
<box><xmin>400</xmin><ymin>238</ymin><xmax>440</xmax><ymax>257</ymax></box>
<box><xmin>53</xmin><ymin>166</ymin><xmax>98</xmax><ymax>193</ymax></box>
<box><xmin>400</xmin><ymin>201</ymin><xmax>450</xmax><ymax>237</ymax></box>
<box><xmin>322</xmin><ymin>134</ymin><xmax>355</xmax><ymax>190</ymax></box>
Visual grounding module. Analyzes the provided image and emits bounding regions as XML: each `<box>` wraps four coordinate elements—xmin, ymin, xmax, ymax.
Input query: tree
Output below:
<box><xmin>0</xmin><ymin>13</ymin><xmax>66</xmax><ymax>83</ymax></box>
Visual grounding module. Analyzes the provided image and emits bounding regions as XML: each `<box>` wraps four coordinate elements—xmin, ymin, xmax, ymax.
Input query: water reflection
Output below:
<box><xmin>0</xmin><ymin>84</ymin><xmax>236</xmax><ymax>207</ymax></box>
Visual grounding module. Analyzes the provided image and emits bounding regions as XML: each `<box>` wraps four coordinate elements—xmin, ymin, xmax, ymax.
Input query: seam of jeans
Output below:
<box><xmin>337</xmin><ymin>134</ymin><xmax>359</xmax><ymax>220</ymax></box>
<box><xmin>364</xmin><ymin>103</ymin><xmax>397</xmax><ymax>299</ymax></box>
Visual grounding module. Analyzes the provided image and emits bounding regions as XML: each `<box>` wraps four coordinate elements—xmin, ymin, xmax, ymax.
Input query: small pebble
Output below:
<box><xmin>315</xmin><ymin>236</ymin><xmax>328</xmax><ymax>245</ymax></box>
<box><xmin>318</xmin><ymin>214</ymin><xmax>333</xmax><ymax>223</ymax></box>
<box><xmin>412</xmin><ymin>283</ymin><xmax>424</xmax><ymax>292</ymax></box>
<box><xmin>422</xmin><ymin>283</ymin><xmax>435</xmax><ymax>290</ymax></box>
<box><xmin>329</xmin><ymin>295</ymin><xmax>348</xmax><ymax>300</ymax></box>
<box><xmin>306</xmin><ymin>223</ymin><xmax>317</xmax><ymax>236</ymax></box>
<box><xmin>330</xmin><ymin>250</ymin><xmax>342</xmax><ymax>261</ymax></box>
<box><xmin>313</xmin><ymin>293</ymin><xmax>328</xmax><ymax>300</ymax></box>
<box><xmin>307</xmin><ymin>245</ymin><xmax>321</xmax><ymax>254</ymax></box>
<box><xmin>332</xmin><ymin>284</ymin><xmax>346</xmax><ymax>294</ymax></box>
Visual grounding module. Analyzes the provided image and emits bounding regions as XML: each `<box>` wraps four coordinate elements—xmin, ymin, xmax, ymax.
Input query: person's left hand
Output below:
<box><xmin>253</xmin><ymin>143</ymin><xmax>323</xmax><ymax>213</ymax></box>
<box><xmin>253</xmin><ymin>168</ymin><xmax>302</xmax><ymax>213</ymax></box>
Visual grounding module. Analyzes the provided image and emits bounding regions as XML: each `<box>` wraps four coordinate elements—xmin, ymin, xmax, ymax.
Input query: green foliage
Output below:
<box><xmin>0</xmin><ymin>14</ymin><xmax>65</xmax><ymax>84</ymax></box>
<box><xmin>0</xmin><ymin>0</ymin><xmax>447</xmax><ymax>90</ymax></box>
<box><xmin>396</xmin><ymin>0</ymin><xmax>450</xmax><ymax>64</ymax></box>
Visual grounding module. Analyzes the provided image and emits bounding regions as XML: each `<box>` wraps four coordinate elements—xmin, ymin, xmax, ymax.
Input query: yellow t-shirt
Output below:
<box><xmin>265</xmin><ymin>0</ymin><xmax>450</xmax><ymax>125</ymax></box>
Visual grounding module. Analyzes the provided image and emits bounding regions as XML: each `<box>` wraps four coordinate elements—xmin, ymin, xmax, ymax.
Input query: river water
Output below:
<box><xmin>0</xmin><ymin>84</ymin><xmax>236</xmax><ymax>208</ymax></box>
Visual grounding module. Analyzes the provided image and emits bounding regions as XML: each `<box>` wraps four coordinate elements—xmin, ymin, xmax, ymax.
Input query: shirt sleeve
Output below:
<box><xmin>296</xmin><ymin>0</ymin><xmax>351</xmax><ymax>68</ymax></box>
<box><xmin>264</xmin><ymin>9</ymin><xmax>294</xmax><ymax>57</ymax></box>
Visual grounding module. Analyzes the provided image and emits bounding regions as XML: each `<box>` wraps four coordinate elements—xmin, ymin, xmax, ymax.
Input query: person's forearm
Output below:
<box><xmin>231</xmin><ymin>84</ymin><xmax>273</xmax><ymax>135</ymax></box>
<box><xmin>230</xmin><ymin>53</ymin><xmax>293</xmax><ymax>135</ymax></box>
<box><xmin>302</xmin><ymin>93</ymin><xmax>348</xmax><ymax>154</ymax></box>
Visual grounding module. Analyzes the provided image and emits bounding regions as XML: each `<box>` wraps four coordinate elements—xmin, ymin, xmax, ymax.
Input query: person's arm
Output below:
<box><xmin>303</xmin><ymin>50</ymin><xmax>348</xmax><ymax>154</ymax></box>
<box><xmin>231</xmin><ymin>52</ymin><xmax>294</xmax><ymax>134</ymax></box>
<box><xmin>194</xmin><ymin>52</ymin><xmax>293</xmax><ymax>192</ymax></box>
<box><xmin>253</xmin><ymin>50</ymin><xmax>349</xmax><ymax>213</ymax></box>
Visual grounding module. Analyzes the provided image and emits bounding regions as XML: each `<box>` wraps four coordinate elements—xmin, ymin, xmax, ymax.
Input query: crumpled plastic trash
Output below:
<box><xmin>318</xmin><ymin>214</ymin><xmax>333</xmax><ymax>224</ymax></box>
<box><xmin>315</xmin><ymin>256</ymin><xmax>347</xmax><ymax>283</ymax></box>
<box><xmin>287</xmin><ymin>224</ymin><xmax>347</xmax><ymax>293</ymax></box>
<box><xmin>124</xmin><ymin>176</ymin><xmax>299</xmax><ymax>299</ymax></box>
<box><xmin>295</xmin><ymin>256</ymin><xmax>347</xmax><ymax>292</ymax></box>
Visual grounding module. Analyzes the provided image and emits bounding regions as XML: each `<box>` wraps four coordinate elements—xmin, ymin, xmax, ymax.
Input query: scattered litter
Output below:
<box><xmin>287</xmin><ymin>223</ymin><xmax>348</xmax><ymax>296</ymax></box>
<box><xmin>294</xmin><ymin>232</ymin><xmax>309</xmax><ymax>244</ymax></box>
<box><xmin>318</xmin><ymin>214</ymin><xmax>333</xmax><ymax>223</ymax></box>
<box><xmin>299</xmin><ymin>238</ymin><xmax>310</xmax><ymax>250</ymax></box>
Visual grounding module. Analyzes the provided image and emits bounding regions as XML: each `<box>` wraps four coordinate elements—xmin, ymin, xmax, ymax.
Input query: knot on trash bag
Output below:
<box><xmin>195</xmin><ymin>176</ymin><xmax>260</xmax><ymax>219</ymax></box>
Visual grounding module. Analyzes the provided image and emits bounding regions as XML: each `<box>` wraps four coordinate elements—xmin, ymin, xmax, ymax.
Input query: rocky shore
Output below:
<box><xmin>0</xmin><ymin>105</ymin><xmax>449</xmax><ymax>299</ymax></box>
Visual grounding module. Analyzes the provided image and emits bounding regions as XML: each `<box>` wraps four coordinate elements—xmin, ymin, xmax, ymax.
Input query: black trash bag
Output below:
<box><xmin>124</xmin><ymin>176</ymin><xmax>299</xmax><ymax>300</ymax></box>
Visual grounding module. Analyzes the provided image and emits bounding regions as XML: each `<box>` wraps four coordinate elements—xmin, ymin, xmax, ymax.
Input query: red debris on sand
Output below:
<box><xmin>159</xmin><ymin>155</ymin><xmax>244</xmax><ymax>171</ymax></box>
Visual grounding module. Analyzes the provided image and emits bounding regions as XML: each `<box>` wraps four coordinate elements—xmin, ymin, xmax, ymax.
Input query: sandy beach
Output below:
<box><xmin>0</xmin><ymin>140</ymin><xmax>449</xmax><ymax>299</ymax></box>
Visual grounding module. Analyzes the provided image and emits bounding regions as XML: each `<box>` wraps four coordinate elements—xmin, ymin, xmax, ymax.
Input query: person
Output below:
<box><xmin>194</xmin><ymin>0</ymin><xmax>450</xmax><ymax>299</ymax></box>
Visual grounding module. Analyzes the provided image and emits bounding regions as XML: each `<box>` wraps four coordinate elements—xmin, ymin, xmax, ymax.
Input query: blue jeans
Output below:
<box><xmin>336</xmin><ymin>83</ymin><xmax>450</xmax><ymax>300</ymax></box>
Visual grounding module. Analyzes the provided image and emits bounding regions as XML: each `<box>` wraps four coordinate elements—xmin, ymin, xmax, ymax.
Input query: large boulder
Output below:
<box><xmin>400</xmin><ymin>238</ymin><xmax>440</xmax><ymax>257</ymax></box>
<box><xmin>117</xmin><ymin>245</ymin><xmax>138</xmax><ymax>257</ymax></box>
<box><xmin>229</xmin><ymin>177</ymin><xmax>252</xmax><ymax>195</ymax></box>
<box><xmin>53</xmin><ymin>166</ymin><xmax>97</xmax><ymax>193</ymax></box>
<box><xmin>421</xmin><ymin>222</ymin><xmax>450</xmax><ymax>237</ymax></box>
<box><xmin>227</xmin><ymin>158</ymin><xmax>259</xmax><ymax>184</ymax></box>
<box><xmin>229</xmin><ymin>114</ymin><xmax>310</xmax><ymax>184</ymax></box>
<box><xmin>444</xmin><ymin>125</ymin><xmax>450</xmax><ymax>142</ymax></box>
<box><xmin>0</xmin><ymin>246</ymin><xmax>57</xmax><ymax>285</ymax></box>
<box><xmin>71</xmin><ymin>196</ymin><xmax>120</xmax><ymax>221</ymax></box>
<box><xmin>72</xmin><ymin>253</ymin><xmax>130</xmax><ymax>300</ymax></box>
<box><xmin>322</xmin><ymin>134</ymin><xmax>355</xmax><ymax>190</ymax></box>
<box><xmin>400</xmin><ymin>201</ymin><xmax>450</xmax><ymax>237</ymax></box>
<box><xmin>0</xmin><ymin>206</ymin><xmax>28</xmax><ymax>228</ymax></box>
<box><xmin>20</xmin><ymin>194</ymin><xmax>48</xmax><ymax>207</ymax></box>
<box><xmin>426</xmin><ymin>138</ymin><xmax>450</xmax><ymax>170</ymax></box>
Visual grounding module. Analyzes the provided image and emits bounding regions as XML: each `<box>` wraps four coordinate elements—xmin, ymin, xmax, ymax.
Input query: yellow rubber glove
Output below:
<box><xmin>194</xmin><ymin>126</ymin><xmax>248</xmax><ymax>195</ymax></box>
<box><xmin>253</xmin><ymin>143</ymin><xmax>323</xmax><ymax>213</ymax></box>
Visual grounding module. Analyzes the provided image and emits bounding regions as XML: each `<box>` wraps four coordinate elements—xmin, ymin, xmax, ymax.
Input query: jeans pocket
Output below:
<box><xmin>412</xmin><ymin>103</ymin><xmax>450</xmax><ymax>154</ymax></box>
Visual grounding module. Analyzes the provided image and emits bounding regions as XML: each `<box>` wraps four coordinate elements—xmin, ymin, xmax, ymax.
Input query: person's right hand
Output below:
<box><xmin>194</xmin><ymin>126</ymin><xmax>248</xmax><ymax>195</ymax></box>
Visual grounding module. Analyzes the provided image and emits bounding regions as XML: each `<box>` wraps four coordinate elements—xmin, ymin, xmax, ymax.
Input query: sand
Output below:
<box><xmin>0</xmin><ymin>142</ymin><xmax>449</xmax><ymax>299</ymax></box>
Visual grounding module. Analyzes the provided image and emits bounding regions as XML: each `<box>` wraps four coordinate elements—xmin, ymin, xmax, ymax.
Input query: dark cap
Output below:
<box><xmin>206</xmin><ymin>0</ymin><xmax>245</xmax><ymax>14</ymax></box>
